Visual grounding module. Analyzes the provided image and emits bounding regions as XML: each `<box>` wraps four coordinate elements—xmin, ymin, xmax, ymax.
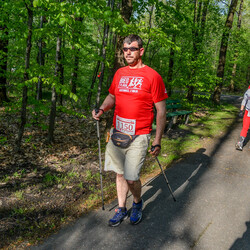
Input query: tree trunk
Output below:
<box><xmin>192</xmin><ymin>0</ymin><xmax>199</xmax><ymax>56</ymax></box>
<box><xmin>48</xmin><ymin>36</ymin><xmax>61</xmax><ymax>143</ymax></box>
<box><xmin>113</xmin><ymin>35</ymin><xmax>126</xmax><ymax>75</ymax></box>
<box><xmin>187</xmin><ymin>0</ymin><xmax>209</xmax><ymax>102</ymax></box>
<box><xmin>70</xmin><ymin>17</ymin><xmax>83</xmax><ymax>95</ymax></box>
<box><xmin>167</xmin><ymin>35</ymin><xmax>175</xmax><ymax>97</ymax></box>
<box><xmin>229</xmin><ymin>0</ymin><xmax>244</xmax><ymax>92</ymax></box>
<box><xmin>59</xmin><ymin>39</ymin><xmax>64</xmax><ymax>106</ymax></box>
<box><xmin>96</xmin><ymin>23</ymin><xmax>109</xmax><ymax>107</ymax></box>
<box><xmin>246</xmin><ymin>65</ymin><xmax>250</xmax><ymax>85</ymax></box>
<box><xmin>0</xmin><ymin>24</ymin><xmax>9</xmax><ymax>104</ymax></box>
<box><xmin>87</xmin><ymin>60</ymin><xmax>100</xmax><ymax>106</ymax></box>
<box><xmin>87</xmin><ymin>0</ymin><xmax>115</xmax><ymax>107</ymax></box>
<box><xmin>113</xmin><ymin>0</ymin><xmax>133</xmax><ymax>75</ymax></box>
<box><xmin>70</xmin><ymin>48</ymin><xmax>80</xmax><ymax>94</ymax></box>
<box><xmin>167</xmin><ymin>0</ymin><xmax>181</xmax><ymax>97</ymax></box>
<box><xmin>196</xmin><ymin>1</ymin><xmax>202</xmax><ymax>42</ymax></box>
<box><xmin>59</xmin><ymin>59</ymin><xmax>64</xmax><ymax>106</ymax></box>
<box><xmin>143</xmin><ymin>4</ymin><xmax>154</xmax><ymax>60</ymax></box>
<box><xmin>16</xmin><ymin>1</ymin><xmax>33</xmax><ymax>151</ymax></box>
<box><xmin>199</xmin><ymin>0</ymin><xmax>209</xmax><ymax>47</ymax></box>
<box><xmin>120</xmin><ymin>0</ymin><xmax>133</xmax><ymax>24</ymax></box>
<box><xmin>36</xmin><ymin>16</ymin><xmax>46</xmax><ymax>100</ymax></box>
<box><xmin>187</xmin><ymin>0</ymin><xmax>200</xmax><ymax>102</ymax></box>
<box><xmin>213</xmin><ymin>0</ymin><xmax>239</xmax><ymax>104</ymax></box>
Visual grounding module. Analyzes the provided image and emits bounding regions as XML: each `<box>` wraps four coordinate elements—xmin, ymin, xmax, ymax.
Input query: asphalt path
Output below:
<box><xmin>32</xmin><ymin>96</ymin><xmax>250</xmax><ymax>250</ymax></box>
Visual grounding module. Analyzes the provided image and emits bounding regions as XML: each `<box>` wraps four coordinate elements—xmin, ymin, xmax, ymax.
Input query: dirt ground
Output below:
<box><xmin>0</xmin><ymin>109</ymin><xmax>118</xmax><ymax>248</ymax></box>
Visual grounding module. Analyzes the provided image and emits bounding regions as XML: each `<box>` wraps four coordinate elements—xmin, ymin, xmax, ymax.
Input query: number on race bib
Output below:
<box><xmin>116</xmin><ymin>115</ymin><xmax>136</xmax><ymax>135</ymax></box>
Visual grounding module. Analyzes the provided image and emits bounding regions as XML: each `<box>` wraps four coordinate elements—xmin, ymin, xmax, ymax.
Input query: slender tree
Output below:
<box><xmin>246</xmin><ymin>65</ymin><xmax>250</xmax><ymax>85</ymax></box>
<box><xmin>96</xmin><ymin>22</ymin><xmax>110</xmax><ymax>108</ymax></box>
<box><xmin>113</xmin><ymin>0</ymin><xmax>133</xmax><ymax>74</ymax></box>
<box><xmin>0</xmin><ymin>0</ymin><xmax>10</xmax><ymax>104</ymax></box>
<box><xmin>167</xmin><ymin>0</ymin><xmax>181</xmax><ymax>97</ymax></box>
<box><xmin>48</xmin><ymin>35</ymin><xmax>61</xmax><ymax>143</ymax></box>
<box><xmin>59</xmin><ymin>38</ymin><xmax>64</xmax><ymax>106</ymax></box>
<box><xmin>213</xmin><ymin>0</ymin><xmax>239</xmax><ymax>104</ymax></box>
<box><xmin>87</xmin><ymin>60</ymin><xmax>100</xmax><ymax>106</ymax></box>
<box><xmin>36</xmin><ymin>15</ymin><xmax>46</xmax><ymax>100</ymax></box>
<box><xmin>70</xmin><ymin>47</ymin><xmax>80</xmax><ymax>94</ymax></box>
<box><xmin>15</xmin><ymin>0</ymin><xmax>33</xmax><ymax>151</ymax></box>
<box><xmin>70</xmin><ymin>17</ymin><xmax>83</xmax><ymax>94</ymax></box>
<box><xmin>88</xmin><ymin>0</ymin><xmax>116</xmax><ymax>107</ymax></box>
<box><xmin>0</xmin><ymin>23</ymin><xmax>9</xmax><ymax>104</ymax></box>
<box><xmin>143</xmin><ymin>4</ymin><xmax>154</xmax><ymax>59</ymax></box>
<box><xmin>187</xmin><ymin>0</ymin><xmax>210</xmax><ymax>102</ymax></box>
<box><xmin>229</xmin><ymin>0</ymin><xmax>244</xmax><ymax>92</ymax></box>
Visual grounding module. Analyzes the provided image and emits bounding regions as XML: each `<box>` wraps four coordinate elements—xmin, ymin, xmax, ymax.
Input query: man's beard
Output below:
<box><xmin>126</xmin><ymin>56</ymin><xmax>137</xmax><ymax>65</ymax></box>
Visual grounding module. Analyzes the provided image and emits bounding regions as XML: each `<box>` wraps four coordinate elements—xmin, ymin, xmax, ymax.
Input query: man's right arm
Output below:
<box><xmin>92</xmin><ymin>94</ymin><xmax>115</xmax><ymax>120</ymax></box>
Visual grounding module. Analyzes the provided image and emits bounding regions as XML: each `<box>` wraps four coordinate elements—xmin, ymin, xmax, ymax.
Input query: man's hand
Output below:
<box><xmin>92</xmin><ymin>108</ymin><xmax>104</xmax><ymax>121</ymax></box>
<box><xmin>92</xmin><ymin>94</ymin><xmax>115</xmax><ymax>121</ymax></box>
<box><xmin>149</xmin><ymin>144</ymin><xmax>161</xmax><ymax>157</ymax></box>
<box><xmin>238</xmin><ymin>110</ymin><xmax>244</xmax><ymax>118</ymax></box>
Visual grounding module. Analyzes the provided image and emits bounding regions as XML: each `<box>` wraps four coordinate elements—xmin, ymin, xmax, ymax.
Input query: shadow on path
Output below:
<box><xmin>32</xmin><ymin>95</ymin><xmax>249</xmax><ymax>250</ymax></box>
<box><xmin>230</xmin><ymin>221</ymin><xmax>250</xmax><ymax>250</ymax></box>
<box><xmin>32</xmin><ymin>147</ymin><xmax>212</xmax><ymax>250</ymax></box>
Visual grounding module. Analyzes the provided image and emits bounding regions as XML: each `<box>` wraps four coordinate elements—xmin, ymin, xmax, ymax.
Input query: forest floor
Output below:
<box><xmin>0</xmin><ymin>97</ymin><xmax>239</xmax><ymax>249</ymax></box>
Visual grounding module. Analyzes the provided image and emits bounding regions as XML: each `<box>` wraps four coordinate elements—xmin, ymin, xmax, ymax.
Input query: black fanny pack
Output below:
<box><xmin>111</xmin><ymin>128</ymin><xmax>138</xmax><ymax>148</ymax></box>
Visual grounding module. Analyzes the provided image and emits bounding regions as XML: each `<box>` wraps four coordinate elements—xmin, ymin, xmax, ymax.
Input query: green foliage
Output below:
<box><xmin>85</xmin><ymin>170</ymin><xmax>100</xmax><ymax>183</ymax></box>
<box><xmin>43</xmin><ymin>173</ymin><xmax>60</xmax><ymax>185</ymax></box>
<box><xmin>12</xmin><ymin>207</ymin><xmax>25</xmax><ymax>216</ymax></box>
<box><xmin>1</xmin><ymin>0</ymin><xmax>250</xmax><ymax>148</ymax></box>
<box><xmin>14</xmin><ymin>190</ymin><xmax>24</xmax><ymax>200</ymax></box>
<box><xmin>0</xmin><ymin>136</ymin><xmax>7</xmax><ymax>145</ymax></box>
<box><xmin>67</xmin><ymin>171</ymin><xmax>79</xmax><ymax>178</ymax></box>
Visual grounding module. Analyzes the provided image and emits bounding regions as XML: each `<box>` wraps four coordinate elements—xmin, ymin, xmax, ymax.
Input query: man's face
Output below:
<box><xmin>123</xmin><ymin>41</ymin><xmax>144</xmax><ymax>66</ymax></box>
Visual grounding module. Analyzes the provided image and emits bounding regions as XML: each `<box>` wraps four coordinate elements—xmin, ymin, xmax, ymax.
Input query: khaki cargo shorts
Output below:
<box><xmin>104</xmin><ymin>129</ymin><xmax>151</xmax><ymax>181</ymax></box>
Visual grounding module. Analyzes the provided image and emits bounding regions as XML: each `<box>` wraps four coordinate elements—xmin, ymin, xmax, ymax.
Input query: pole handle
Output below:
<box><xmin>95</xmin><ymin>108</ymin><xmax>99</xmax><ymax>115</ymax></box>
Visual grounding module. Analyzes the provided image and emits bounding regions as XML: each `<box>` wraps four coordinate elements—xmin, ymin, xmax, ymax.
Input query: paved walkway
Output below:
<box><xmin>32</xmin><ymin>96</ymin><xmax>250</xmax><ymax>250</ymax></box>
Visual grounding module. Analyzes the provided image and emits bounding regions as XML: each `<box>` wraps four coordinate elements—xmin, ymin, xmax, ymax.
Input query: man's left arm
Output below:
<box><xmin>150</xmin><ymin>99</ymin><xmax>166</xmax><ymax>156</ymax></box>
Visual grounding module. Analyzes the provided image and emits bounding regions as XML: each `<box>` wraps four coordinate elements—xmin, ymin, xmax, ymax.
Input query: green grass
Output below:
<box><xmin>14</xmin><ymin>190</ymin><xmax>24</xmax><ymax>200</ymax></box>
<box><xmin>151</xmin><ymin>103</ymin><xmax>238</xmax><ymax>170</ymax></box>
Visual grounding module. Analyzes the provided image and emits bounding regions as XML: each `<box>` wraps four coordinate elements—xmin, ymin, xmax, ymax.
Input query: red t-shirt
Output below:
<box><xmin>109</xmin><ymin>65</ymin><xmax>168</xmax><ymax>135</ymax></box>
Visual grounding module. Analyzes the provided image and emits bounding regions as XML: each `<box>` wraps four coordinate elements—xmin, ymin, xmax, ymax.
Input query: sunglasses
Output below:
<box><xmin>123</xmin><ymin>47</ymin><xmax>140</xmax><ymax>52</ymax></box>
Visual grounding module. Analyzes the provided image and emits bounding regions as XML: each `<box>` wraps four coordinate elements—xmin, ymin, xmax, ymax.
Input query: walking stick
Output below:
<box><xmin>151</xmin><ymin>146</ymin><xmax>176</xmax><ymax>202</ymax></box>
<box><xmin>94</xmin><ymin>51</ymin><xmax>105</xmax><ymax>210</ymax></box>
<box><xmin>95</xmin><ymin>109</ymin><xmax>105</xmax><ymax>210</ymax></box>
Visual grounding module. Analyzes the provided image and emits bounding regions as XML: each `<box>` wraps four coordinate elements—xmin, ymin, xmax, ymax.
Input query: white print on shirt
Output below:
<box><xmin>116</xmin><ymin>115</ymin><xmax>136</xmax><ymax>135</ymax></box>
<box><xmin>118</xmin><ymin>76</ymin><xmax>144</xmax><ymax>93</ymax></box>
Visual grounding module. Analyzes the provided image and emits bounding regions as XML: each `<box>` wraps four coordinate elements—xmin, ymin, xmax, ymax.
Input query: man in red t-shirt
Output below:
<box><xmin>92</xmin><ymin>34</ymin><xmax>168</xmax><ymax>227</ymax></box>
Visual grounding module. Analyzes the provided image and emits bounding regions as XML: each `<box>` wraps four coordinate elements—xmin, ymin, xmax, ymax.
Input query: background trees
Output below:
<box><xmin>0</xmin><ymin>0</ymin><xmax>250</xmax><ymax>149</ymax></box>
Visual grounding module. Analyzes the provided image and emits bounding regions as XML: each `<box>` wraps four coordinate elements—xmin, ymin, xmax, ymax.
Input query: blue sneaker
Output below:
<box><xmin>108</xmin><ymin>208</ymin><xmax>128</xmax><ymax>227</ymax></box>
<box><xmin>130</xmin><ymin>199</ymin><xmax>144</xmax><ymax>225</ymax></box>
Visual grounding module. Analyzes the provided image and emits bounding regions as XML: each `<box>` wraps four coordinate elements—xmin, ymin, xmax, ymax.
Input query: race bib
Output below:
<box><xmin>116</xmin><ymin>115</ymin><xmax>136</xmax><ymax>135</ymax></box>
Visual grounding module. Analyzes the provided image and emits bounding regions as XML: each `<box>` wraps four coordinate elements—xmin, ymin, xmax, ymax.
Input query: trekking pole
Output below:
<box><xmin>95</xmin><ymin>108</ymin><xmax>105</xmax><ymax>210</ymax></box>
<box><xmin>151</xmin><ymin>146</ymin><xmax>176</xmax><ymax>202</ymax></box>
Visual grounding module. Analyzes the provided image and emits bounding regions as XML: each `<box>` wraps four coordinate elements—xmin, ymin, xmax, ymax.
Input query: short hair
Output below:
<box><xmin>123</xmin><ymin>34</ymin><xmax>143</xmax><ymax>48</ymax></box>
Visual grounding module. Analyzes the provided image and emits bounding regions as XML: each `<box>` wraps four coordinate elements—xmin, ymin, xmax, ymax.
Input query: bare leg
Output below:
<box><xmin>127</xmin><ymin>179</ymin><xmax>142</xmax><ymax>203</ymax></box>
<box><xmin>116</xmin><ymin>174</ymin><xmax>129</xmax><ymax>207</ymax></box>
